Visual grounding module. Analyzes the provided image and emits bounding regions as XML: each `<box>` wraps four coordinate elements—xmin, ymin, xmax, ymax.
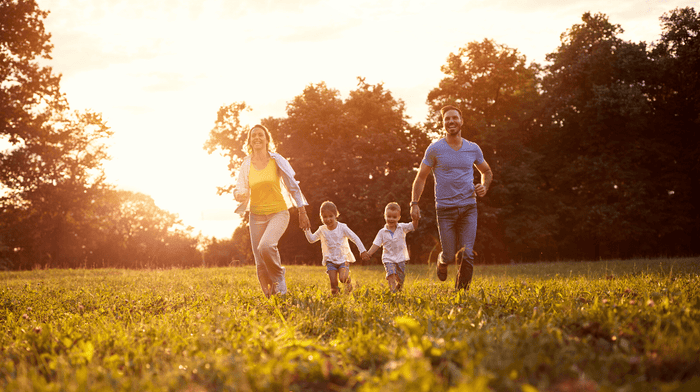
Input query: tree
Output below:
<box><xmin>1</xmin><ymin>0</ymin><xmax>64</xmax><ymax>144</ymax></box>
<box><xmin>87</xmin><ymin>189</ymin><xmax>199</xmax><ymax>269</ymax></box>
<box><xmin>201</xmin><ymin>227</ymin><xmax>253</xmax><ymax>267</ymax></box>
<box><xmin>539</xmin><ymin>12</ymin><xmax>664</xmax><ymax>259</ymax></box>
<box><xmin>426</xmin><ymin>39</ymin><xmax>552</xmax><ymax>262</ymax></box>
<box><xmin>1</xmin><ymin>1</ymin><xmax>202</xmax><ymax>269</ymax></box>
<box><xmin>427</xmin><ymin>39</ymin><xmax>540</xmax><ymax>136</ymax></box>
<box><xmin>647</xmin><ymin>7</ymin><xmax>700</xmax><ymax>255</ymax></box>
<box><xmin>202</xmin><ymin>102</ymin><xmax>252</xmax><ymax>196</ymax></box>
<box><xmin>0</xmin><ymin>0</ymin><xmax>106</xmax><ymax>269</ymax></box>
<box><xmin>0</xmin><ymin>110</ymin><xmax>113</xmax><ymax>268</ymax></box>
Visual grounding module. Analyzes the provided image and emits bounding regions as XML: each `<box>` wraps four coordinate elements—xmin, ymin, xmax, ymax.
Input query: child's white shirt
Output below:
<box><xmin>372</xmin><ymin>222</ymin><xmax>414</xmax><ymax>264</ymax></box>
<box><xmin>304</xmin><ymin>223</ymin><xmax>367</xmax><ymax>266</ymax></box>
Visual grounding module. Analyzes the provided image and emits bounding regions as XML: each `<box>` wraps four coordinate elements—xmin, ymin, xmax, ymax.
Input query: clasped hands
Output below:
<box><xmin>361</xmin><ymin>251</ymin><xmax>370</xmax><ymax>262</ymax></box>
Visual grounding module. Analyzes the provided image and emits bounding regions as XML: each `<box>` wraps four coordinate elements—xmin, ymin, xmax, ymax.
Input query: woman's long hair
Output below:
<box><xmin>245</xmin><ymin>124</ymin><xmax>275</xmax><ymax>154</ymax></box>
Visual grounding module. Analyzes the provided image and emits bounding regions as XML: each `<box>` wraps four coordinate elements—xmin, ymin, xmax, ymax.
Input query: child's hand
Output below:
<box><xmin>361</xmin><ymin>251</ymin><xmax>370</xmax><ymax>261</ymax></box>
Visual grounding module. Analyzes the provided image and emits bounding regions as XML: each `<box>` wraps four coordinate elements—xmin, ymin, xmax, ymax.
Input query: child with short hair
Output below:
<box><xmin>304</xmin><ymin>201</ymin><xmax>369</xmax><ymax>295</ymax></box>
<box><xmin>363</xmin><ymin>202</ymin><xmax>418</xmax><ymax>292</ymax></box>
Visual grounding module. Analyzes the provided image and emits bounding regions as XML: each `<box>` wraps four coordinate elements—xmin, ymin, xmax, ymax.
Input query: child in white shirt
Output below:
<box><xmin>305</xmin><ymin>201</ymin><xmax>369</xmax><ymax>295</ymax></box>
<box><xmin>363</xmin><ymin>202</ymin><xmax>418</xmax><ymax>292</ymax></box>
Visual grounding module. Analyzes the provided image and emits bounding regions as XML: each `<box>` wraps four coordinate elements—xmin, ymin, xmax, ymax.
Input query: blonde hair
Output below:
<box><xmin>320</xmin><ymin>201</ymin><xmax>339</xmax><ymax>217</ymax></box>
<box><xmin>385</xmin><ymin>202</ymin><xmax>401</xmax><ymax>213</ymax></box>
<box><xmin>245</xmin><ymin>124</ymin><xmax>275</xmax><ymax>154</ymax></box>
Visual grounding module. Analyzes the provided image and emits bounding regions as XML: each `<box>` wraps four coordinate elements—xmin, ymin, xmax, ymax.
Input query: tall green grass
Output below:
<box><xmin>1</xmin><ymin>258</ymin><xmax>699</xmax><ymax>391</ymax></box>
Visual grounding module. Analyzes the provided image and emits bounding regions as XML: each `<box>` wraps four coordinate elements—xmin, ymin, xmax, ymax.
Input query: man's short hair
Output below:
<box><xmin>440</xmin><ymin>105</ymin><xmax>462</xmax><ymax>118</ymax></box>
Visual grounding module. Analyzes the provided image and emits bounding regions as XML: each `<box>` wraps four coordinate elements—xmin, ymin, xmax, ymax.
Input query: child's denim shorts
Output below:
<box><xmin>326</xmin><ymin>262</ymin><xmax>349</xmax><ymax>273</ymax></box>
<box><xmin>384</xmin><ymin>261</ymin><xmax>406</xmax><ymax>282</ymax></box>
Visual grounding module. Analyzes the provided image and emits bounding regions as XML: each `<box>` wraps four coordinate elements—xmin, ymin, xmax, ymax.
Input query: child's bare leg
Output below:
<box><xmin>387</xmin><ymin>274</ymin><xmax>398</xmax><ymax>292</ymax></box>
<box><xmin>328</xmin><ymin>270</ymin><xmax>340</xmax><ymax>295</ymax></box>
<box><xmin>395</xmin><ymin>262</ymin><xmax>405</xmax><ymax>292</ymax></box>
<box><xmin>339</xmin><ymin>264</ymin><xmax>352</xmax><ymax>293</ymax></box>
<box><xmin>339</xmin><ymin>265</ymin><xmax>349</xmax><ymax>283</ymax></box>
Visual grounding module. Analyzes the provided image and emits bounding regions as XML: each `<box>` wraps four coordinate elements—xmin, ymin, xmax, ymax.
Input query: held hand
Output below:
<box><xmin>361</xmin><ymin>251</ymin><xmax>370</xmax><ymax>262</ymax></box>
<box><xmin>475</xmin><ymin>183</ymin><xmax>488</xmax><ymax>197</ymax></box>
<box><xmin>298</xmin><ymin>209</ymin><xmax>311</xmax><ymax>230</ymax></box>
<box><xmin>410</xmin><ymin>204</ymin><xmax>421</xmax><ymax>222</ymax></box>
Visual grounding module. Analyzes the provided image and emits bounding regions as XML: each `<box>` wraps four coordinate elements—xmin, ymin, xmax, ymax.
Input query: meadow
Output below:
<box><xmin>1</xmin><ymin>257</ymin><xmax>699</xmax><ymax>391</ymax></box>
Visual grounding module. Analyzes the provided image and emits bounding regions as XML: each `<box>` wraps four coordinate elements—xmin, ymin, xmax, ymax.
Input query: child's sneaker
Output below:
<box><xmin>275</xmin><ymin>267</ymin><xmax>287</xmax><ymax>295</ymax></box>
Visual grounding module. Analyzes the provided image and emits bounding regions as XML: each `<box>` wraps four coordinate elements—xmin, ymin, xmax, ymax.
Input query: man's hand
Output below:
<box><xmin>475</xmin><ymin>183</ymin><xmax>488</xmax><ymax>197</ymax></box>
<box><xmin>410</xmin><ymin>204</ymin><xmax>421</xmax><ymax>222</ymax></box>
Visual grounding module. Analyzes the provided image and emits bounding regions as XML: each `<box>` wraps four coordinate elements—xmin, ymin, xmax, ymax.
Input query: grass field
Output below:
<box><xmin>1</xmin><ymin>257</ymin><xmax>699</xmax><ymax>391</ymax></box>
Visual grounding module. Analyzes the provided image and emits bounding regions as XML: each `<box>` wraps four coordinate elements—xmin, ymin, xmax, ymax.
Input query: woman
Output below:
<box><xmin>234</xmin><ymin>124</ymin><xmax>310</xmax><ymax>297</ymax></box>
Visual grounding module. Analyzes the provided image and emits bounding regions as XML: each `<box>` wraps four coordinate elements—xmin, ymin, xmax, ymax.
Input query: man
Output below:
<box><xmin>410</xmin><ymin>105</ymin><xmax>493</xmax><ymax>290</ymax></box>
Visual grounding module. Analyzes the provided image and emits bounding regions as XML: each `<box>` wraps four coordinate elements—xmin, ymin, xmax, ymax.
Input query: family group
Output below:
<box><xmin>232</xmin><ymin>105</ymin><xmax>493</xmax><ymax>297</ymax></box>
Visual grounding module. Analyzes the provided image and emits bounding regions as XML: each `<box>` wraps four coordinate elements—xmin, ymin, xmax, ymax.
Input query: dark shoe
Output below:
<box><xmin>455</xmin><ymin>249</ymin><xmax>473</xmax><ymax>291</ymax></box>
<box><xmin>436</xmin><ymin>261</ymin><xmax>448</xmax><ymax>281</ymax></box>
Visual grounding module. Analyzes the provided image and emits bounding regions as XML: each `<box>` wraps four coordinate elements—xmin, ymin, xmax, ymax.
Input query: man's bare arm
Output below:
<box><xmin>411</xmin><ymin>163</ymin><xmax>431</xmax><ymax>221</ymax></box>
<box><xmin>474</xmin><ymin>161</ymin><xmax>493</xmax><ymax>197</ymax></box>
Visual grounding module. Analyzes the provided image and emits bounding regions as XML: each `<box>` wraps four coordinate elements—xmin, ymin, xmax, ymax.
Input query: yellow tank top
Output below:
<box><xmin>249</xmin><ymin>158</ymin><xmax>287</xmax><ymax>215</ymax></box>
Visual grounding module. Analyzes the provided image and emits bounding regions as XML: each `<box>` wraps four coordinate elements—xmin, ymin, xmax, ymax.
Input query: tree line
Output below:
<box><xmin>0</xmin><ymin>0</ymin><xmax>201</xmax><ymax>269</ymax></box>
<box><xmin>206</xmin><ymin>9</ymin><xmax>699</xmax><ymax>266</ymax></box>
<box><xmin>2</xmin><ymin>1</ymin><xmax>697</xmax><ymax>269</ymax></box>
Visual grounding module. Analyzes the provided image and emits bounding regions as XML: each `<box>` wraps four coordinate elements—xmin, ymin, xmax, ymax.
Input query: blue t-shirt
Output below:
<box><xmin>422</xmin><ymin>138</ymin><xmax>485</xmax><ymax>209</ymax></box>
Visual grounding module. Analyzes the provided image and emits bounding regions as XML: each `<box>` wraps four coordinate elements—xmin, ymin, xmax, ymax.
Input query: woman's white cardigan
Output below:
<box><xmin>233</xmin><ymin>152</ymin><xmax>308</xmax><ymax>216</ymax></box>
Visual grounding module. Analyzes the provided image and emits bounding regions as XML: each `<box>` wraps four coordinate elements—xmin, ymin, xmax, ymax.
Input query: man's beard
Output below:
<box><xmin>446</xmin><ymin>126</ymin><xmax>461</xmax><ymax>135</ymax></box>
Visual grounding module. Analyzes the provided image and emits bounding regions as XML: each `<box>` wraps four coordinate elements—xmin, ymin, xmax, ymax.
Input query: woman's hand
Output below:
<box><xmin>298</xmin><ymin>207</ymin><xmax>310</xmax><ymax>230</ymax></box>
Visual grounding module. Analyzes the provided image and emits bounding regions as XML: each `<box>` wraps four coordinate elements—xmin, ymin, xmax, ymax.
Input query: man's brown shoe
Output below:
<box><xmin>437</xmin><ymin>261</ymin><xmax>448</xmax><ymax>281</ymax></box>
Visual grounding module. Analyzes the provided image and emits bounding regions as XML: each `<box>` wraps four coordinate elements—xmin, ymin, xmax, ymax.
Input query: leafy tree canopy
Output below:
<box><xmin>0</xmin><ymin>0</ymin><xmax>64</xmax><ymax>144</ymax></box>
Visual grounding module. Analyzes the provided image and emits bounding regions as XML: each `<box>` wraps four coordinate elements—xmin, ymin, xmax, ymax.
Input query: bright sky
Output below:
<box><xmin>36</xmin><ymin>0</ymin><xmax>695</xmax><ymax>239</ymax></box>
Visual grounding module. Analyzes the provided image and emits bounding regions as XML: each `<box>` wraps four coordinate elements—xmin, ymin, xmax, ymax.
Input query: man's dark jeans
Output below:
<box><xmin>436</xmin><ymin>204</ymin><xmax>477</xmax><ymax>290</ymax></box>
